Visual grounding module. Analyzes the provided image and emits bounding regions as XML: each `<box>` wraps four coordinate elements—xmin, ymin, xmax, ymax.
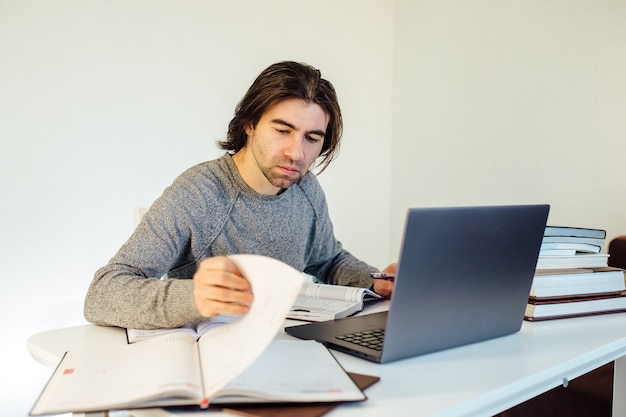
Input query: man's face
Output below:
<box><xmin>239</xmin><ymin>98</ymin><xmax>328</xmax><ymax>195</ymax></box>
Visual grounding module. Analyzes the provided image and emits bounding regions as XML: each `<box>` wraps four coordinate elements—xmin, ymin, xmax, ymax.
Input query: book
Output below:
<box><xmin>127</xmin><ymin>314</ymin><xmax>240</xmax><ymax>344</ymax></box>
<box><xmin>31</xmin><ymin>339</ymin><xmax>366</xmax><ymax>415</ymax></box>
<box><xmin>287</xmin><ymin>282</ymin><xmax>382</xmax><ymax>322</ymax></box>
<box><xmin>530</xmin><ymin>267</ymin><xmax>626</xmax><ymax>299</ymax></box>
<box><xmin>525</xmin><ymin>292</ymin><xmax>626</xmax><ymax>321</ymax></box>
<box><xmin>31</xmin><ymin>254</ymin><xmax>325</xmax><ymax>415</ymax></box>
<box><xmin>540</xmin><ymin>242</ymin><xmax>602</xmax><ymax>254</ymax></box>
<box><xmin>536</xmin><ymin>253</ymin><xmax>609</xmax><ymax>269</ymax></box>
<box><xmin>541</xmin><ymin>236</ymin><xmax>605</xmax><ymax>251</ymax></box>
<box><xmin>544</xmin><ymin>226</ymin><xmax>607</xmax><ymax>240</ymax></box>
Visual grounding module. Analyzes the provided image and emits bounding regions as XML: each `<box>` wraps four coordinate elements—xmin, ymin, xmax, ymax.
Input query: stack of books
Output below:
<box><xmin>525</xmin><ymin>226</ymin><xmax>626</xmax><ymax>321</ymax></box>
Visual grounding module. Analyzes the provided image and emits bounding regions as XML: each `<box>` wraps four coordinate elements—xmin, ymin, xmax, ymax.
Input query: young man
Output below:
<box><xmin>84</xmin><ymin>61</ymin><xmax>395</xmax><ymax>329</ymax></box>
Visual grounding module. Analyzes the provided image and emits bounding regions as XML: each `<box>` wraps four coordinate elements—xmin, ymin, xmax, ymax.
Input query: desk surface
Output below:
<box><xmin>28</xmin><ymin>308</ymin><xmax>626</xmax><ymax>417</ymax></box>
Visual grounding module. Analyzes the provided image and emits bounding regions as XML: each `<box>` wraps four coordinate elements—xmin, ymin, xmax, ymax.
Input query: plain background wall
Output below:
<box><xmin>391</xmin><ymin>0</ymin><xmax>626</xmax><ymax>255</ymax></box>
<box><xmin>1</xmin><ymin>1</ymin><xmax>625</xmax><ymax>415</ymax></box>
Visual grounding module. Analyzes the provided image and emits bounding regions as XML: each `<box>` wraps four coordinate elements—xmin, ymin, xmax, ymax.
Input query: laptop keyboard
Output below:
<box><xmin>336</xmin><ymin>328</ymin><xmax>385</xmax><ymax>351</ymax></box>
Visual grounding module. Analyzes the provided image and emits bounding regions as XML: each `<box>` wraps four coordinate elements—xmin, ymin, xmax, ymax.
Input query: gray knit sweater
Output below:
<box><xmin>84</xmin><ymin>154</ymin><xmax>378</xmax><ymax>329</ymax></box>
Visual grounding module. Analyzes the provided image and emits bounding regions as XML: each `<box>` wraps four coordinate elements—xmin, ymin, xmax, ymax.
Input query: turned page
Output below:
<box><xmin>197</xmin><ymin>254</ymin><xmax>304</xmax><ymax>399</ymax></box>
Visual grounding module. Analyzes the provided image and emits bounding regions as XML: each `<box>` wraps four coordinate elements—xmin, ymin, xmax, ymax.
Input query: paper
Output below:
<box><xmin>198</xmin><ymin>254</ymin><xmax>305</xmax><ymax>398</ymax></box>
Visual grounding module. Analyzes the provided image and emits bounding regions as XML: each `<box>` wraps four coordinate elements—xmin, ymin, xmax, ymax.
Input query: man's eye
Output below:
<box><xmin>306</xmin><ymin>135</ymin><xmax>322</xmax><ymax>143</ymax></box>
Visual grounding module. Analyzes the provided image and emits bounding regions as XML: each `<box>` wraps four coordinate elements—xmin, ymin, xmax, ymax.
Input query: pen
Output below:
<box><xmin>370</xmin><ymin>272</ymin><xmax>396</xmax><ymax>280</ymax></box>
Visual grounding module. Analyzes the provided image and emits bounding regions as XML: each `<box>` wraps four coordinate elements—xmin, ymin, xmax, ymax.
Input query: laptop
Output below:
<box><xmin>285</xmin><ymin>204</ymin><xmax>550</xmax><ymax>363</ymax></box>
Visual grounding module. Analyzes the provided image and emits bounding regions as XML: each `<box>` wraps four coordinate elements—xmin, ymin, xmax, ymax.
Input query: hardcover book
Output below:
<box><xmin>544</xmin><ymin>226</ymin><xmax>607</xmax><ymax>239</ymax></box>
<box><xmin>536</xmin><ymin>253</ymin><xmax>609</xmax><ymax>269</ymax></box>
<box><xmin>530</xmin><ymin>267</ymin><xmax>626</xmax><ymax>299</ymax></box>
<box><xmin>525</xmin><ymin>292</ymin><xmax>626</xmax><ymax>321</ymax></box>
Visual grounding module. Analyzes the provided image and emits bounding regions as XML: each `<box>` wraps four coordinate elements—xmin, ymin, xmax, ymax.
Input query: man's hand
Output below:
<box><xmin>193</xmin><ymin>256</ymin><xmax>254</xmax><ymax>317</ymax></box>
<box><xmin>373</xmin><ymin>262</ymin><xmax>397</xmax><ymax>297</ymax></box>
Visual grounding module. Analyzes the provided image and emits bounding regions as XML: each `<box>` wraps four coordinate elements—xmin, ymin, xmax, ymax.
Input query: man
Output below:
<box><xmin>84</xmin><ymin>61</ymin><xmax>395</xmax><ymax>329</ymax></box>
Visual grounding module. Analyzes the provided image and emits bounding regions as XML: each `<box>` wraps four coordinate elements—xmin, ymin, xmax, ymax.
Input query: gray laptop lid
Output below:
<box><xmin>285</xmin><ymin>204</ymin><xmax>549</xmax><ymax>363</ymax></box>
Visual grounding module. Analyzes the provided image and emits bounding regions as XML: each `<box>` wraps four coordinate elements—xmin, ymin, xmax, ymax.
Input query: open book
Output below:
<box><xmin>288</xmin><ymin>282</ymin><xmax>382</xmax><ymax>322</ymax></box>
<box><xmin>31</xmin><ymin>255</ymin><xmax>366</xmax><ymax>415</ymax></box>
<box><xmin>126</xmin><ymin>314</ymin><xmax>240</xmax><ymax>344</ymax></box>
<box><xmin>31</xmin><ymin>338</ymin><xmax>365</xmax><ymax>415</ymax></box>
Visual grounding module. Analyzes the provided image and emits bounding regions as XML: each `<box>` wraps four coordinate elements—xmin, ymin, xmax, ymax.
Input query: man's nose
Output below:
<box><xmin>284</xmin><ymin>134</ymin><xmax>305</xmax><ymax>161</ymax></box>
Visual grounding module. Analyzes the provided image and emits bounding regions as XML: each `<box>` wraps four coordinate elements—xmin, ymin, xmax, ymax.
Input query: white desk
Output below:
<box><xmin>28</xmin><ymin>310</ymin><xmax>626</xmax><ymax>417</ymax></box>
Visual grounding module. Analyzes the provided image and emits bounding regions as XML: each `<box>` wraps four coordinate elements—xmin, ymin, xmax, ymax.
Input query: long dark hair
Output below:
<box><xmin>219</xmin><ymin>61</ymin><xmax>342</xmax><ymax>173</ymax></box>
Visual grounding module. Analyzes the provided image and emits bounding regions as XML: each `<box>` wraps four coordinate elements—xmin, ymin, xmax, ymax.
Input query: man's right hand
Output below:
<box><xmin>373</xmin><ymin>262</ymin><xmax>397</xmax><ymax>297</ymax></box>
<box><xmin>192</xmin><ymin>256</ymin><xmax>254</xmax><ymax>317</ymax></box>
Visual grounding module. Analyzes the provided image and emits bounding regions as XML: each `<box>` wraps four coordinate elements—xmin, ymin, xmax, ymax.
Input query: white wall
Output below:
<box><xmin>3</xmin><ymin>1</ymin><xmax>626</xmax><ymax>415</ymax></box>
<box><xmin>391</xmin><ymin>0</ymin><xmax>626</xmax><ymax>256</ymax></box>
<box><xmin>0</xmin><ymin>1</ymin><xmax>393</xmax><ymax>414</ymax></box>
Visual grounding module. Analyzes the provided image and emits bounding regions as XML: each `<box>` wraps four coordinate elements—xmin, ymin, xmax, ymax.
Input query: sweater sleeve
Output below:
<box><xmin>84</xmin><ymin>173</ymin><xmax>207</xmax><ymax>329</ymax></box>
<box><xmin>313</xmin><ymin>247</ymin><xmax>379</xmax><ymax>289</ymax></box>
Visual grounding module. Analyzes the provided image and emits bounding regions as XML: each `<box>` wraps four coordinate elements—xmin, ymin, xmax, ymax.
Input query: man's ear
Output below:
<box><xmin>244</xmin><ymin>123</ymin><xmax>254</xmax><ymax>136</ymax></box>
